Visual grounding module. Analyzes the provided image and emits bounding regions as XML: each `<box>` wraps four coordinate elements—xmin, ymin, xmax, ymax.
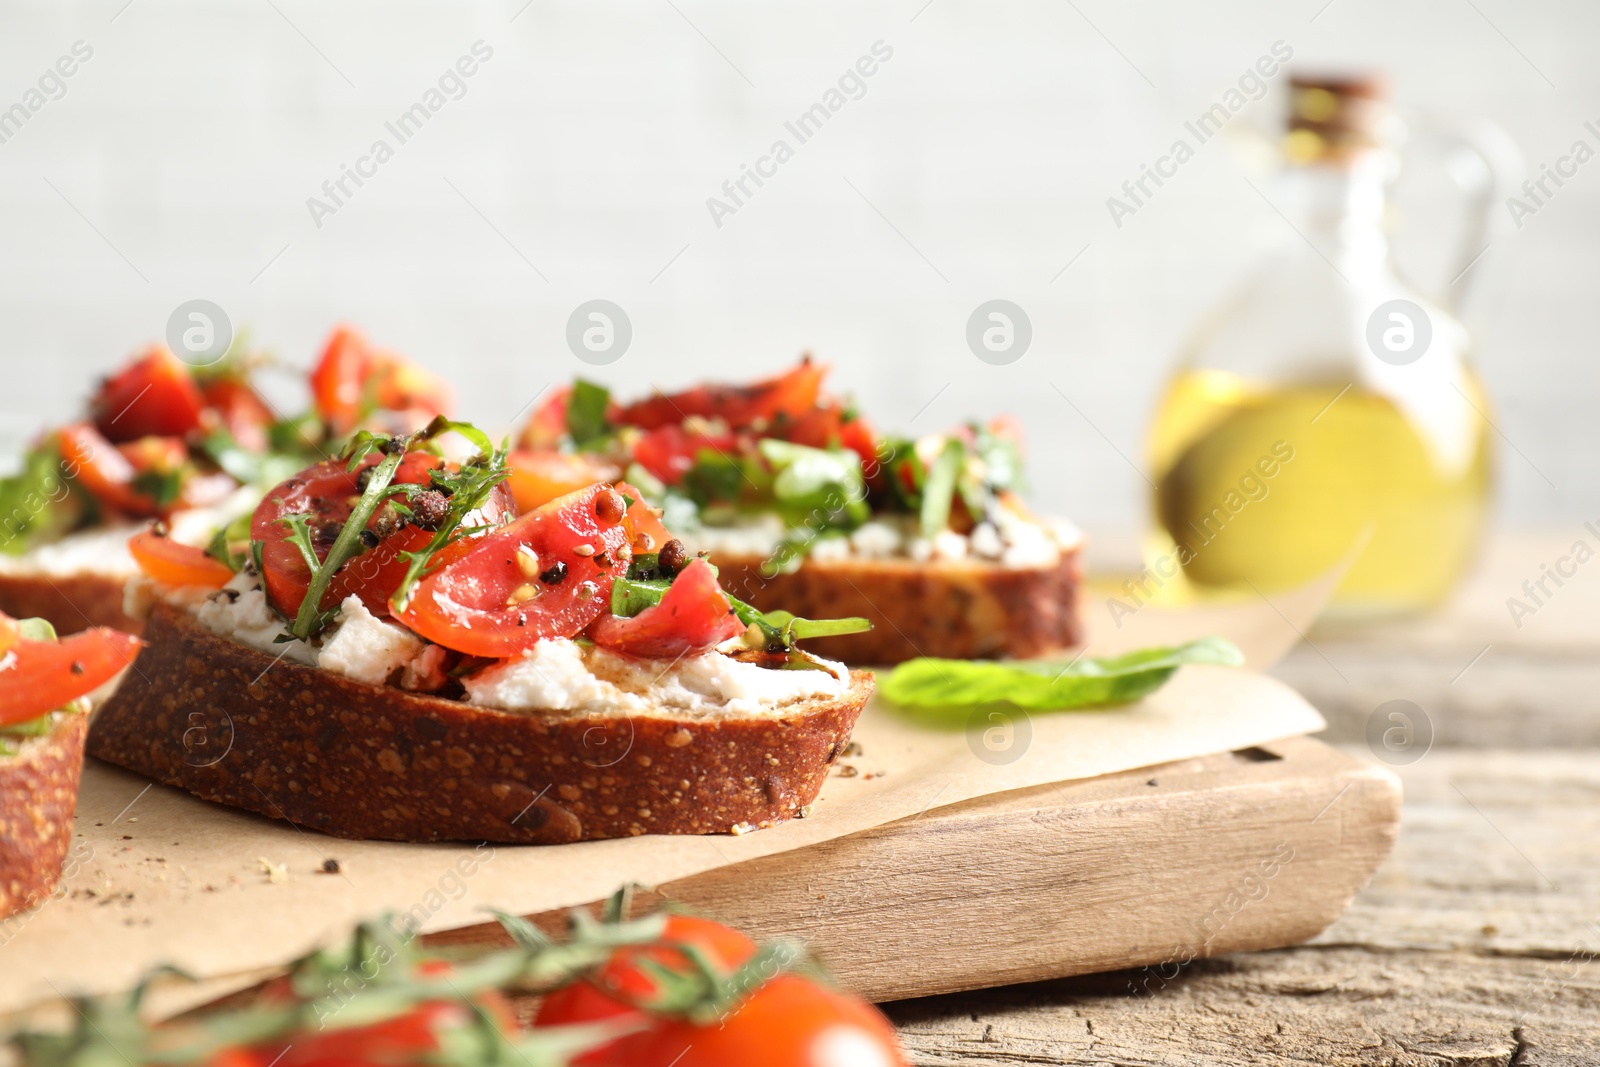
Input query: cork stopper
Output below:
<box><xmin>1284</xmin><ymin>72</ymin><xmax>1389</xmax><ymax>164</ymax></box>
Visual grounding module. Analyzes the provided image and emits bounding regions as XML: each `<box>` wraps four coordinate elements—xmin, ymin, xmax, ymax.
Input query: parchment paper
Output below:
<box><xmin>0</xmin><ymin>571</ymin><xmax>1333</xmax><ymax>1021</ymax></box>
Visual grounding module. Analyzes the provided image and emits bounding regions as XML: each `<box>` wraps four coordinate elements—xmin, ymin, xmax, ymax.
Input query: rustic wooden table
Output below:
<box><xmin>884</xmin><ymin>533</ymin><xmax>1600</xmax><ymax>1066</ymax></box>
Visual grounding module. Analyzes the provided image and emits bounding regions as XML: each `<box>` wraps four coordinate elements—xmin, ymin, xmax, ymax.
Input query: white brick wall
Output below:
<box><xmin>0</xmin><ymin>0</ymin><xmax>1592</xmax><ymax>560</ymax></box>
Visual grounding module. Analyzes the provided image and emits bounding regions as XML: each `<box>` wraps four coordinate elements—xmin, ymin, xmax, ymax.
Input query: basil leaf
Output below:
<box><xmin>682</xmin><ymin>450</ymin><xmax>747</xmax><ymax>508</ymax></box>
<box><xmin>880</xmin><ymin>637</ymin><xmax>1245</xmax><ymax>711</ymax></box>
<box><xmin>610</xmin><ymin>576</ymin><xmax>671</xmax><ymax>618</ymax></box>
<box><xmin>757</xmin><ymin>439</ymin><xmax>869</xmax><ymax>530</ymax></box>
<box><xmin>206</xmin><ymin>511</ymin><xmax>254</xmax><ymax>572</ymax></box>
<box><xmin>918</xmin><ymin>437</ymin><xmax>964</xmax><ymax>539</ymax></box>
<box><xmin>17</xmin><ymin>617</ymin><xmax>58</xmax><ymax>642</ymax></box>
<box><xmin>0</xmin><ymin>442</ymin><xmax>86</xmax><ymax>556</ymax></box>
<box><xmin>566</xmin><ymin>380</ymin><xmax>612</xmax><ymax>448</ymax></box>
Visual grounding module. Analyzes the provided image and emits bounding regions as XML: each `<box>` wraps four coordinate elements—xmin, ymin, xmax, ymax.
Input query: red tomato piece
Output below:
<box><xmin>629</xmin><ymin>425</ymin><xmax>738</xmax><ymax>487</ymax></box>
<box><xmin>517</xmin><ymin>386</ymin><xmax>572</xmax><ymax>451</ymax></box>
<box><xmin>0</xmin><ymin>619</ymin><xmax>144</xmax><ymax>725</ymax></box>
<box><xmin>201</xmin><ymin>377</ymin><xmax>277</xmax><ymax>452</ymax></box>
<box><xmin>57</xmin><ymin>423</ymin><xmax>160</xmax><ymax>517</ymax></box>
<box><xmin>252</xmin><ymin>453</ymin><xmax>511</xmax><ymax>619</ymax></box>
<box><xmin>129</xmin><ymin>529</ymin><xmax>235</xmax><ymax>589</ymax></box>
<box><xmin>310</xmin><ymin>326</ymin><xmax>453</xmax><ymax>436</ymax></box>
<box><xmin>506</xmin><ymin>450</ymin><xmax>622</xmax><ymax>514</ymax></box>
<box><xmin>615</xmin><ymin>481</ymin><xmax>672</xmax><ymax>554</ymax></box>
<box><xmin>309</xmin><ymin>326</ymin><xmax>369</xmax><ymax>433</ymax></box>
<box><xmin>587</xmin><ymin>558</ymin><xmax>744</xmax><ymax>659</ymax></box>
<box><xmin>394</xmin><ymin>484</ymin><xmax>632</xmax><ymax>657</ymax></box>
<box><xmin>90</xmin><ymin>346</ymin><xmax>208</xmax><ymax>444</ymax></box>
<box><xmin>534</xmin><ymin>915</ymin><xmax>757</xmax><ymax>1066</ymax></box>
<box><xmin>612</xmin><ymin>360</ymin><xmax>826</xmax><ymax>432</ymax></box>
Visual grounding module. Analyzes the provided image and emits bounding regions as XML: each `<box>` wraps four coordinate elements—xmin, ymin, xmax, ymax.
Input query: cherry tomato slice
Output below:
<box><xmin>394</xmin><ymin>484</ymin><xmax>631</xmax><ymax>657</ymax></box>
<box><xmin>310</xmin><ymin>326</ymin><xmax>453</xmax><ymax>436</ymax></box>
<box><xmin>0</xmin><ymin>623</ymin><xmax>144</xmax><ymax>725</ymax></box>
<box><xmin>506</xmin><ymin>450</ymin><xmax>622</xmax><ymax>514</ymax></box>
<box><xmin>129</xmin><ymin>529</ymin><xmax>235</xmax><ymax>589</ymax></box>
<box><xmin>588</xmin><ymin>558</ymin><xmax>744</xmax><ymax>659</ymax></box>
<box><xmin>629</xmin><ymin>425</ymin><xmax>738</xmax><ymax>487</ymax></box>
<box><xmin>612</xmin><ymin>360</ymin><xmax>826</xmax><ymax>432</ymax></box>
<box><xmin>201</xmin><ymin>377</ymin><xmax>277</xmax><ymax>452</ymax></box>
<box><xmin>309</xmin><ymin>326</ymin><xmax>369</xmax><ymax>433</ymax></box>
<box><xmin>57</xmin><ymin>423</ymin><xmax>161</xmax><ymax>517</ymax></box>
<box><xmin>252</xmin><ymin>453</ymin><xmax>509</xmax><ymax>618</ymax></box>
<box><xmin>517</xmin><ymin>386</ymin><xmax>572</xmax><ymax>451</ymax></box>
<box><xmin>91</xmin><ymin>346</ymin><xmax>208</xmax><ymax>444</ymax></box>
<box><xmin>614</xmin><ymin>482</ymin><xmax>672</xmax><ymax>555</ymax></box>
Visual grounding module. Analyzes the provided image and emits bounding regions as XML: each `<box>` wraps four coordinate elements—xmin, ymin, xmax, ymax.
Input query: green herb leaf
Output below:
<box><xmin>609</xmin><ymin>574</ymin><xmax>868</xmax><ymax>651</ymax></box>
<box><xmin>0</xmin><ymin>442</ymin><xmax>87</xmax><ymax>556</ymax></box>
<box><xmin>566</xmin><ymin>380</ymin><xmax>612</xmax><ymax>448</ymax></box>
<box><xmin>17</xmin><ymin>617</ymin><xmax>58</xmax><ymax>642</ymax></box>
<box><xmin>681</xmin><ymin>450</ymin><xmax>747</xmax><ymax>508</ymax></box>
<box><xmin>387</xmin><ymin>430</ymin><xmax>512</xmax><ymax>613</ymax></box>
<box><xmin>283</xmin><ymin>440</ymin><xmax>410</xmax><ymax>640</ymax></box>
<box><xmin>205</xmin><ymin>511</ymin><xmax>254</xmax><ymax>572</ymax></box>
<box><xmin>757</xmin><ymin>439</ymin><xmax>869</xmax><ymax>534</ymax></box>
<box><xmin>918</xmin><ymin>437</ymin><xmax>965</xmax><ymax>539</ymax></box>
<box><xmin>880</xmin><ymin>637</ymin><xmax>1246</xmax><ymax>711</ymax></box>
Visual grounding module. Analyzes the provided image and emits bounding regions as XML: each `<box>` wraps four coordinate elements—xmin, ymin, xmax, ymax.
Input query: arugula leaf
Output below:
<box><xmin>278</xmin><ymin>437</ymin><xmax>413</xmax><ymax>640</ymax></box>
<box><xmin>880</xmin><ymin>637</ymin><xmax>1245</xmax><ymax>711</ymax></box>
<box><xmin>388</xmin><ymin>434</ymin><xmax>513</xmax><ymax>613</ymax></box>
<box><xmin>566</xmin><ymin>380</ymin><xmax>612</xmax><ymax>448</ymax></box>
<box><xmin>918</xmin><ymin>437</ymin><xmax>964</xmax><ymax>539</ymax></box>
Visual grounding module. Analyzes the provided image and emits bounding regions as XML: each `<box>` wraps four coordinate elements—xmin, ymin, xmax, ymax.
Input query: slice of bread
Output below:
<box><xmin>709</xmin><ymin>543</ymin><xmax>1085</xmax><ymax>665</ymax></box>
<box><xmin>87</xmin><ymin>603</ymin><xmax>873</xmax><ymax>844</ymax></box>
<box><xmin>0</xmin><ymin>713</ymin><xmax>89</xmax><ymax>921</ymax></box>
<box><xmin>0</xmin><ymin>572</ymin><xmax>139</xmax><ymax>636</ymax></box>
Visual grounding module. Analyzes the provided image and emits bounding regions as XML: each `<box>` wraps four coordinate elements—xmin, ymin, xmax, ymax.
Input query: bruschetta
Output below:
<box><xmin>0</xmin><ymin>614</ymin><xmax>142</xmax><ymax>920</ymax></box>
<box><xmin>0</xmin><ymin>327</ymin><xmax>451</xmax><ymax>635</ymax></box>
<box><xmin>504</xmin><ymin>360</ymin><xmax>1084</xmax><ymax>663</ymax></box>
<box><xmin>89</xmin><ymin>419</ymin><xmax>873</xmax><ymax>844</ymax></box>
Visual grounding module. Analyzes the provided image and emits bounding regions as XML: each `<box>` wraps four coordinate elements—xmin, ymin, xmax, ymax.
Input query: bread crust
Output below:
<box><xmin>0</xmin><ymin>572</ymin><xmax>140</xmax><ymax>636</ymax></box>
<box><xmin>709</xmin><ymin>543</ymin><xmax>1085</xmax><ymax>664</ymax></box>
<box><xmin>0</xmin><ymin>714</ymin><xmax>89</xmax><ymax>921</ymax></box>
<box><xmin>87</xmin><ymin>603</ymin><xmax>871</xmax><ymax>844</ymax></box>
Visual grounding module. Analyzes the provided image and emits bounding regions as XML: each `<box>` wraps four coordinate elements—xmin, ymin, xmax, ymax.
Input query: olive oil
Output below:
<box><xmin>1145</xmin><ymin>367</ymin><xmax>1493</xmax><ymax>615</ymax></box>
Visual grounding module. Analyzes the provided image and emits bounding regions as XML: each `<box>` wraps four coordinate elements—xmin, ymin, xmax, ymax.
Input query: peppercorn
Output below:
<box><xmin>539</xmin><ymin>561</ymin><xmax>568</xmax><ymax>585</ymax></box>
<box><xmin>657</xmin><ymin>539</ymin><xmax>688</xmax><ymax>575</ymax></box>
<box><xmin>411</xmin><ymin>489</ymin><xmax>450</xmax><ymax>530</ymax></box>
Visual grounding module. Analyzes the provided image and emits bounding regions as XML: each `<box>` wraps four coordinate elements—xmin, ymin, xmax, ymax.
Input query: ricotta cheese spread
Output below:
<box><xmin>0</xmin><ymin>485</ymin><xmax>262</xmax><ymax>579</ymax></box>
<box><xmin>681</xmin><ymin>511</ymin><xmax>1082</xmax><ymax>569</ymax></box>
<box><xmin>461</xmin><ymin>640</ymin><xmax>850</xmax><ymax>718</ymax></box>
<box><xmin>157</xmin><ymin>569</ymin><xmax>847</xmax><ymax>717</ymax></box>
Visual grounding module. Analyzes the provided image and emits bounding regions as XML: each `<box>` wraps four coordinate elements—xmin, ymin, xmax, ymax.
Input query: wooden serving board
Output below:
<box><xmin>427</xmin><ymin>734</ymin><xmax>1399</xmax><ymax>1003</ymax></box>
